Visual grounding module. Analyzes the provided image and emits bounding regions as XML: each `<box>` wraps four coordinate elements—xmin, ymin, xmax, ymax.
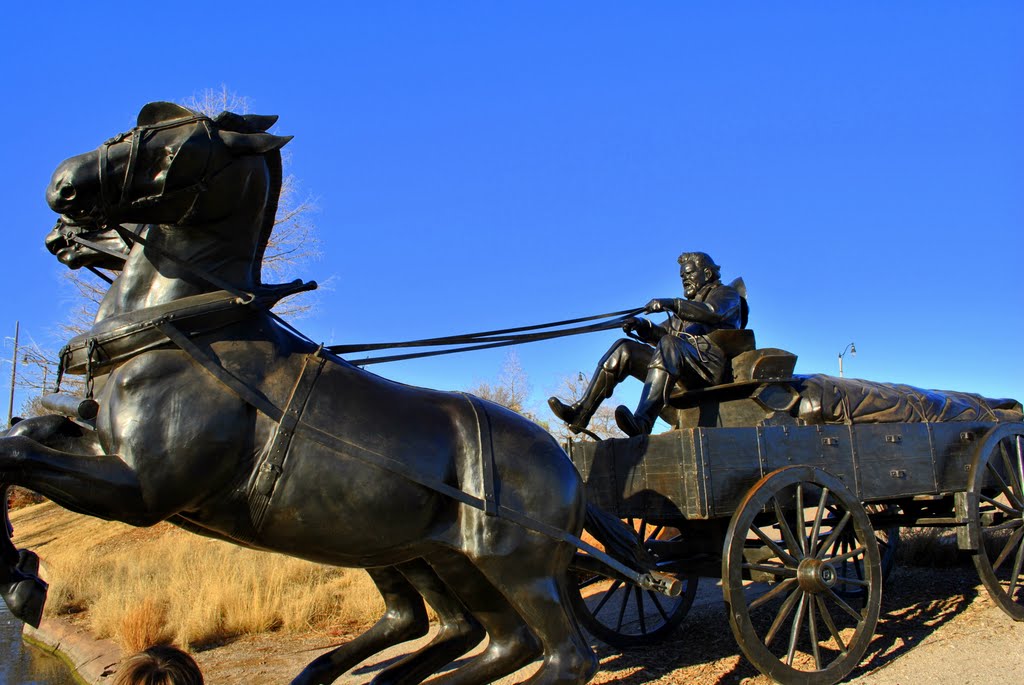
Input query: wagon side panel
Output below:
<box><xmin>851</xmin><ymin>423</ymin><xmax>936</xmax><ymax>500</ymax></box>
<box><xmin>569</xmin><ymin>433</ymin><xmax>705</xmax><ymax>521</ymax></box>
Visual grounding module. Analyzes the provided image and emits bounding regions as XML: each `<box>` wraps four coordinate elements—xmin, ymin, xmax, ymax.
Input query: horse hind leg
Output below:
<box><xmin>421</xmin><ymin>550</ymin><xmax>543</xmax><ymax>685</ymax></box>
<box><xmin>369</xmin><ymin>560</ymin><xmax>485</xmax><ymax>685</ymax></box>
<box><xmin>471</xmin><ymin>543</ymin><xmax>597</xmax><ymax>685</ymax></box>
<box><xmin>291</xmin><ymin>564</ymin><xmax>431</xmax><ymax>685</ymax></box>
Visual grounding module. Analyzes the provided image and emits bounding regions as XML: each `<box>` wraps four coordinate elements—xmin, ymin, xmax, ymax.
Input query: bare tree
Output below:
<box><xmin>467</xmin><ymin>352</ymin><xmax>543</xmax><ymax>424</ymax></box>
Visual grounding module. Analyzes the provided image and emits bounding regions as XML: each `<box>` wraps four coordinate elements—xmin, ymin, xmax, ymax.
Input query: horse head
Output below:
<box><xmin>46</xmin><ymin>102</ymin><xmax>292</xmax><ymax>295</ymax></box>
<box><xmin>47</xmin><ymin>101</ymin><xmax>291</xmax><ymax>228</ymax></box>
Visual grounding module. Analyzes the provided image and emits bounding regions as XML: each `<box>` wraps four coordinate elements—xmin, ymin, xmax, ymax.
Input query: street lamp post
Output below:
<box><xmin>838</xmin><ymin>342</ymin><xmax>856</xmax><ymax>378</ymax></box>
<box><xmin>7</xmin><ymin>321</ymin><xmax>19</xmax><ymax>427</ymax></box>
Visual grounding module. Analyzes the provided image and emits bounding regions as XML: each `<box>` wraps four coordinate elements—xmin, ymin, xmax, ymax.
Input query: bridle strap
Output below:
<box><xmin>98</xmin><ymin>115</ymin><xmax>219</xmax><ymax>225</ymax></box>
<box><xmin>113</xmin><ymin>223</ymin><xmax>256</xmax><ymax>304</ymax></box>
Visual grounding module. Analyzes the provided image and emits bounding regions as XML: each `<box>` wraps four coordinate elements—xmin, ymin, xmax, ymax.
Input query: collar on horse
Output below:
<box><xmin>57</xmin><ymin>281</ymin><xmax>315</xmax><ymax>392</ymax></box>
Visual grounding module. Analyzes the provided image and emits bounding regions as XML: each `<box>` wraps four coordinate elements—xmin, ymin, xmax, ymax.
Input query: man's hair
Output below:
<box><xmin>113</xmin><ymin>646</ymin><xmax>204</xmax><ymax>685</ymax></box>
<box><xmin>677</xmin><ymin>252</ymin><xmax>721</xmax><ymax>281</ymax></box>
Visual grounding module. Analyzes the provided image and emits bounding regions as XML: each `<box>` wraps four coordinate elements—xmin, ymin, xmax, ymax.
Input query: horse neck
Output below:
<box><xmin>96</xmin><ymin>221</ymin><xmax>266</xmax><ymax>324</ymax></box>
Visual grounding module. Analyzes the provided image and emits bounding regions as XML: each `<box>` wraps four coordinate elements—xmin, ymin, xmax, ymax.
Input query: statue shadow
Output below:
<box><xmin>579</xmin><ymin>565</ymin><xmax>978</xmax><ymax>685</ymax></box>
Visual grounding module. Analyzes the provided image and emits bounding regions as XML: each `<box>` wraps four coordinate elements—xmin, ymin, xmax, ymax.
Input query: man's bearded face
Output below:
<box><xmin>680</xmin><ymin>260</ymin><xmax>708</xmax><ymax>299</ymax></box>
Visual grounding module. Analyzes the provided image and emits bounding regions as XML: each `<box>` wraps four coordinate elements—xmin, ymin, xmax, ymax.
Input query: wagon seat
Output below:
<box><xmin>661</xmin><ymin>329</ymin><xmax>802</xmax><ymax>431</ymax></box>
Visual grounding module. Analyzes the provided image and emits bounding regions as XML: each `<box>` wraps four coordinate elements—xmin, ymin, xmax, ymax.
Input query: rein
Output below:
<box><xmin>330</xmin><ymin>308</ymin><xmax>645</xmax><ymax>366</ymax></box>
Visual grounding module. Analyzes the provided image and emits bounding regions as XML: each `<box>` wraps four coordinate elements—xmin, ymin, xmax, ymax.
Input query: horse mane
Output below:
<box><xmin>212</xmin><ymin>110</ymin><xmax>284</xmax><ymax>287</ymax></box>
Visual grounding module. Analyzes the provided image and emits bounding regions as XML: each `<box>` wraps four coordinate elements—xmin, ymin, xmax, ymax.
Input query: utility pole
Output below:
<box><xmin>7</xmin><ymin>321</ymin><xmax>19</xmax><ymax>427</ymax></box>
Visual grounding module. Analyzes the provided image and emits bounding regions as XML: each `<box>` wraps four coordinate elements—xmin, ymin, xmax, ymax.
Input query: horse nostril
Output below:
<box><xmin>58</xmin><ymin>183</ymin><xmax>77</xmax><ymax>201</ymax></box>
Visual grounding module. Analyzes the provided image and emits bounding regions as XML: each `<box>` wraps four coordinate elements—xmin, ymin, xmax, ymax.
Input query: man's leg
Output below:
<box><xmin>548</xmin><ymin>339</ymin><xmax>652</xmax><ymax>432</ymax></box>
<box><xmin>613</xmin><ymin>366</ymin><xmax>674</xmax><ymax>438</ymax></box>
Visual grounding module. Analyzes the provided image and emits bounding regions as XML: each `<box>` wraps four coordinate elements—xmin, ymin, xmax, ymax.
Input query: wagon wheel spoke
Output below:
<box><xmin>743</xmin><ymin>563</ymin><xmax>798</xmax><ymax>579</ymax></box>
<box><xmin>822</xmin><ymin>586</ymin><xmax>864</xmax><ymax>622</ymax></box>
<box><xmin>590</xmin><ymin>579</ymin><xmax>624</xmax><ymax>616</ymax></box>
<box><xmin>1007</xmin><ymin>539</ymin><xmax>1024</xmax><ymax>600</ymax></box>
<box><xmin>634</xmin><ymin>585</ymin><xmax>647</xmax><ymax>635</ymax></box>
<box><xmin>648</xmin><ymin>590</ymin><xmax>673</xmax><ymax>623</ymax></box>
<box><xmin>808</xmin><ymin>486</ymin><xmax>831</xmax><ymax>558</ymax></box>
<box><xmin>816</xmin><ymin>510</ymin><xmax>852</xmax><ymax>559</ymax></box>
<box><xmin>749</xmin><ymin>578</ymin><xmax>798</xmax><ymax>612</ymax></box>
<box><xmin>815</xmin><ymin>595</ymin><xmax>847</xmax><ymax>654</ymax></box>
<box><xmin>835</xmin><ymin>576</ymin><xmax>870</xmax><ymax>588</ymax></box>
<box><xmin>980</xmin><ymin>493</ymin><xmax>1020</xmax><ymax>517</ymax></box>
<box><xmin>764</xmin><ymin>584</ymin><xmax>802</xmax><ymax>648</ymax></box>
<box><xmin>985</xmin><ymin>461</ymin><xmax>1023</xmax><ymax>511</ymax></box>
<box><xmin>795</xmin><ymin>483</ymin><xmax>807</xmax><ymax>556</ymax></box>
<box><xmin>615</xmin><ymin>583</ymin><xmax>631</xmax><ymax>632</ymax></box>
<box><xmin>828</xmin><ymin>544</ymin><xmax>867</xmax><ymax>565</ymax></box>
<box><xmin>785</xmin><ymin>593</ymin><xmax>808</xmax><ymax>666</ymax></box>
<box><xmin>999</xmin><ymin>441</ymin><xmax>1024</xmax><ymax>500</ymax></box>
<box><xmin>992</xmin><ymin>526</ymin><xmax>1024</xmax><ymax>573</ymax></box>
<box><xmin>807</xmin><ymin>594</ymin><xmax>823</xmax><ymax>670</ymax></box>
<box><xmin>752</xmin><ymin>524</ymin><xmax>799</xmax><ymax>568</ymax></box>
<box><xmin>773</xmin><ymin>497</ymin><xmax>804</xmax><ymax>560</ymax></box>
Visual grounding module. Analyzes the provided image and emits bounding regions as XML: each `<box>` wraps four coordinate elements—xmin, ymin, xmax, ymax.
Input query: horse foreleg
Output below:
<box><xmin>0</xmin><ymin>434</ymin><xmax>149</xmax><ymax>627</ymax></box>
<box><xmin>0</xmin><ymin>485</ymin><xmax>48</xmax><ymax>627</ymax></box>
<box><xmin>291</xmin><ymin>565</ymin><xmax>431</xmax><ymax>685</ymax></box>
<box><xmin>0</xmin><ymin>435</ymin><xmax>147</xmax><ymax>522</ymax></box>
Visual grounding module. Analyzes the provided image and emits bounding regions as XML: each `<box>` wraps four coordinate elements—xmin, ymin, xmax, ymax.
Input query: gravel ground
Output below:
<box><xmin>171</xmin><ymin>565</ymin><xmax>1023</xmax><ymax>685</ymax></box>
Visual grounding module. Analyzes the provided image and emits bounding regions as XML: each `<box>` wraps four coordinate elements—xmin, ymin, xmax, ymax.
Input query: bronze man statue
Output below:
<box><xmin>549</xmin><ymin>251</ymin><xmax>747</xmax><ymax>437</ymax></box>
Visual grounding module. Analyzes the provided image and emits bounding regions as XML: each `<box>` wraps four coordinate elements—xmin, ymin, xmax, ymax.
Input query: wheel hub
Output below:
<box><xmin>797</xmin><ymin>557</ymin><xmax>838</xmax><ymax>593</ymax></box>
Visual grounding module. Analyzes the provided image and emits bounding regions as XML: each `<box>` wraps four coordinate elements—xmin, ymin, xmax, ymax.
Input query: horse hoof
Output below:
<box><xmin>17</xmin><ymin>549</ymin><xmax>40</xmax><ymax>576</ymax></box>
<box><xmin>1</xmin><ymin>571</ymin><xmax>48</xmax><ymax>628</ymax></box>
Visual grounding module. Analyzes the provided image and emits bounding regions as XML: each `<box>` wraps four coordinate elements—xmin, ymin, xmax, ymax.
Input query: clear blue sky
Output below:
<box><xmin>1</xmin><ymin>3</ymin><xmax>1021</xmax><ymax>417</ymax></box>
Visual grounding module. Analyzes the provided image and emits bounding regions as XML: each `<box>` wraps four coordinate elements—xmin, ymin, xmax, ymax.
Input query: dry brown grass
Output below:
<box><xmin>9</xmin><ymin>501</ymin><xmax>385</xmax><ymax>651</ymax></box>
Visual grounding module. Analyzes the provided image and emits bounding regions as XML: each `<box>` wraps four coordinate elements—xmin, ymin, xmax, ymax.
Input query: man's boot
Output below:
<box><xmin>548</xmin><ymin>368</ymin><xmax>616</xmax><ymax>434</ymax></box>
<box><xmin>615</xmin><ymin>368</ymin><xmax>671</xmax><ymax>437</ymax></box>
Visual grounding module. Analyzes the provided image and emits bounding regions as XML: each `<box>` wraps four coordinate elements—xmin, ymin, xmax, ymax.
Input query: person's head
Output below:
<box><xmin>677</xmin><ymin>251</ymin><xmax>721</xmax><ymax>299</ymax></box>
<box><xmin>113</xmin><ymin>645</ymin><xmax>204</xmax><ymax>685</ymax></box>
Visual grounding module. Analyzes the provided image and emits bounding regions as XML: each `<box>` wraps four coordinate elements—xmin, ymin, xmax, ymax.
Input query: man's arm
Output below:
<box><xmin>645</xmin><ymin>288</ymin><xmax>743</xmax><ymax>327</ymax></box>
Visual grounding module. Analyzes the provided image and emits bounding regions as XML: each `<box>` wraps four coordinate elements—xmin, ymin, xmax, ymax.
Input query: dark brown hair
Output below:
<box><xmin>113</xmin><ymin>645</ymin><xmax>204</xmax><ymax>685</ymax></box>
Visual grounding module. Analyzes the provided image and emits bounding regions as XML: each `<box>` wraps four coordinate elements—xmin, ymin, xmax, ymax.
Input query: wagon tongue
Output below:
<box><xmin>639</xmin><ymin>570</ymin><xmax>683</xmax><ymax>597</ymax></box>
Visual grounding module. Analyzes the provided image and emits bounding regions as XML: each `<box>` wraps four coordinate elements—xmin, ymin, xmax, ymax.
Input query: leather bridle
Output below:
<box><xmin>96</xmin><ymin>114</ymin><xmax>228</xmax><ymax>225</ymax></box>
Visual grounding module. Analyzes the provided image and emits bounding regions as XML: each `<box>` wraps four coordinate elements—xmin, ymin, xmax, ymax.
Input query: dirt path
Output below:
<box><xmin>141</xmin><ymin>565</ymin><xmax>1020</xmax><ymax>684</ymax></box>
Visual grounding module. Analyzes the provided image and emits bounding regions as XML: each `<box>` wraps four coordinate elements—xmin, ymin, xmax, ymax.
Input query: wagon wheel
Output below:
<box><xmin>824</xmin><ymin>503</ymin><xmax>900</xmax><ymax>600</ymax></box>
<box><xmin>966</xmin><ymin>424</ymin><xmax>1024</xmax><ymax>621</ymax></box>
<box><xmin>723</xmin><ymin>466</ymin><xmax>881</xmax><ymax>685</ymax></box>
<box><xmin>569</xmin><ymin>517</ymin><xmax>698</xmax><ymax>648</ymax></box>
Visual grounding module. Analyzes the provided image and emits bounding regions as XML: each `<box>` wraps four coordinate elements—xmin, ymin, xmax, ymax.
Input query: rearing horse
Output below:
<box><xmin>2</xmin><ymin>102</ymin><xmax>598</xmax><ymax>685</ymax></box>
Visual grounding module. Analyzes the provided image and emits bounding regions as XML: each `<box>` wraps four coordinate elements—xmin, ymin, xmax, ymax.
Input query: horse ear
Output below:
<box><xmin>217</xmin><ymin>130</ymin><xmax>293</xmax><ymax>155</ymax></box>
<box><xmin>138</xmin><ymin>102</ymin><xmax>196</xmax><ymax>126</ymax></box>
<box><xmin>212</xmin><ymin>112</ymin><xmax>279</xmax><ymax>133</ymax></box>
<box><xmin>241</xmin><ymin>114</ymin><xmax>279</xmax><ymax>132</ymax></box>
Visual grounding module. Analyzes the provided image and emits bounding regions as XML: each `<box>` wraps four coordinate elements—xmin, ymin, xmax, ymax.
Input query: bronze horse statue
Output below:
<box><xmin>1</xmin><ymin>102</ymin><xmax>600</xmax><ymax>685</ymax></box>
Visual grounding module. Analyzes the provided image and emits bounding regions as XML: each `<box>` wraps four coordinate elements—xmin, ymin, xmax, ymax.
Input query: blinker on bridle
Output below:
<box><xmin>96</xmin><ymin>114</ymin><xmax>228</xmax><ymax>225</ymax></box>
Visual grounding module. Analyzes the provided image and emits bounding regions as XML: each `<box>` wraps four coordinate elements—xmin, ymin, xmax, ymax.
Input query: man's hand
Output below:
<box><xmin>621</xmin><ymin>316</ymin><xmax>640</xmax><ymax>334</ymax></box>
<box><xmin>645</xmin><ymin>298</ymin><xmax>667</xmax><ymax>313</ymax></box>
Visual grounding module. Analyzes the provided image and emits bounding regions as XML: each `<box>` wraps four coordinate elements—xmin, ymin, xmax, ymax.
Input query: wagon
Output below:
<box><xmin>565</xmin><ymin>341</ymin><xmax>1024</xmax><ymax>685</ymax></box>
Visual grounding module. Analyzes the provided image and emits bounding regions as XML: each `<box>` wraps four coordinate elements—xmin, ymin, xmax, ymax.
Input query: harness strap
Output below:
<box><xmin>464</xmin><ymin>394</ymin><xmax>497</xmax><ymax>516</ymax></box>
<box><xmin>249</xmin><ymin>352</ymin><xmax>326</xmax><ymax>531</ymax></box>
